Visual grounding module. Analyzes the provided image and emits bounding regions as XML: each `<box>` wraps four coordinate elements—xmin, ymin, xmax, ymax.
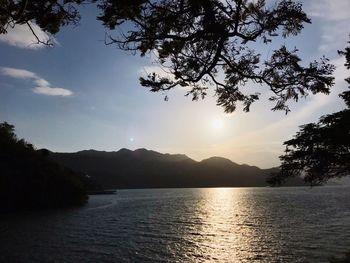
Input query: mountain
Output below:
<box><xmin>50</xmin><ymin>148</ymin><xmax>305</xmax><ymax>189</ymax></box>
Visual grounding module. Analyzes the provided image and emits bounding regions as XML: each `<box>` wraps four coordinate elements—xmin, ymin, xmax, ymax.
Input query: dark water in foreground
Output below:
<box><xmin>1</xmin><ymin>186</ymin><xmax>350</xmax><ymax>263</ymax></box>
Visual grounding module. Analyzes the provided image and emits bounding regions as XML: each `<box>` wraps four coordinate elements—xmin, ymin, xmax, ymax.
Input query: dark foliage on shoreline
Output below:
<box><xmin>0</xmin><ymin>122</ymin><xmax>88</xmax><ymax>213</ymax></box>
<box><xmin>329</xmin><ymin>251</ymin><xmax>350</xmax><ymax>263</ymax></box>
<box><xmin>268</xmin><ymin>39</ymin><xmax>350</xmax><ymax>186</ymax></box>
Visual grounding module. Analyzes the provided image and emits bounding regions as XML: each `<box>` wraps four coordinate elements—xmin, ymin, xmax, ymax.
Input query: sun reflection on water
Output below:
<box><xmin>2</xmin><ymin>187</ymin><xmax>349</xmax><ymax>262</ymax></box>
<box><xmin>181</xmin><ymin>188</ymin><xmax>279</xmax><ymax>262</ymax></box>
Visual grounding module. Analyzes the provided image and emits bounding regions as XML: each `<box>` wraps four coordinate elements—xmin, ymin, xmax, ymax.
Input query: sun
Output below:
<box><xmin>211</xmin><ymin>118</ymin><xmax>224</xmax><ymax>130</ymax></box>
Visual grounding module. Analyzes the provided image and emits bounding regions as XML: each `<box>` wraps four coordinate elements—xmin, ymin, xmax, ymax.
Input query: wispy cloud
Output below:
<box><xmin>0</xmin><ymin>67</ymin><xmax>73</xmax><ymax>97</ymax></box>
<box><xmin>0</xmin><ymin>22</ymin><xmax>59</xmax><ymax>49</ymax></box>
<box><xmin>32</xmin><ymin>86</ymin><xmax>73</xmax><ymax>96</ymax></box>
<box><xmin>307</xmin><ymin>0</ymin><xmax>350</xmax><ymax>54</ymax></box>
<box><xmin>1</xmin><ymin>67</ymin><xmax>38</xmax><ymax>79</ymax></box>
<box><xmin>308</xmin><ymin>0</ymin><xmax>350</xmax><ymax>21</ymax></box>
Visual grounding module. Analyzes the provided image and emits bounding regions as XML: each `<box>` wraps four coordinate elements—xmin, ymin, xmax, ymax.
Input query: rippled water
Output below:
<box><xmin>1</xmin><ymin>186</ymin><xmax>350</xmax><ymax>262</ymax></box>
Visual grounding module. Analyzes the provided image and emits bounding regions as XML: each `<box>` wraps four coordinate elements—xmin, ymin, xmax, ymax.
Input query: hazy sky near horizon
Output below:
<box><xmin>0</xmin><ymin>0</ymin><xmax>349</xmax><ymax>168</ymax></box>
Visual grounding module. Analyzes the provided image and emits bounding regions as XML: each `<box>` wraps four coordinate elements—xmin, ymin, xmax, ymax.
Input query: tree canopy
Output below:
<box><xmin>99</xmin><ymin>0</ymin><xmax>336</xmax><ymax>113</ymax></box>
<box><xmin>0</xmin><ymin>122</ymin><xmax>88</xmax><ymax>212</ymax></box>
<box><xmin>268</xmin><ymin>42</ymin><xmax>350</xmax><ymax>186</ymax></box>
<box><xmin>0</xmin><ymin>0</ymin><xmax>84</xmax><ymax>45</ymax></box>
<box><xmin>0</xmin><ymin>0</ymin><xmax>335</xmax><ymax>113</ymax></box>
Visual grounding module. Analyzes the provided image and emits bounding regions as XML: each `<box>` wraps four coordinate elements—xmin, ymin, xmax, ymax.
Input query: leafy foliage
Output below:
<box><xmin>1</xmin><ymin>0</ymin><xmax>335</xmax><ymax>113</ymax></box>
<box><xmin>98</xmin><ymin>0</ymin><xmax>335</xmax><ymax>113</ymax></box>
<box><xmin>0</xmin><ymin>122</ymin><xmax>88</xmax><ymax>212</ymax></box>
<box><xmin>268</xmin><ymin>41</ymin><xmax>350</xmax><ymax>186</ymax></box>
<box><xmin>0</xmin><ymin>0</ymin><xmax>85</xmax><ymax>45</ymax></box>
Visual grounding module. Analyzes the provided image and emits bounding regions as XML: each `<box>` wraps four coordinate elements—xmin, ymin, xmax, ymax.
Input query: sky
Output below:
<box><xmin>0</xmin><ymin>0</ymin><xmax>349</xmax><ymax>168</ymax></box>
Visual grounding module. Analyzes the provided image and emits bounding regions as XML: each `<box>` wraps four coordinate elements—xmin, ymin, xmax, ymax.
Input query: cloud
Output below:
<box><xmin>33</xmin><ymin>86</ymin><xmax>73</xmax><ymax>96</ymax></box>
<box><xmin>308</xmin><ymin>0</ymin><xmax>350</xmax><ymax>21</ymax></box>
<box><xmin>1</xmin><ymin>67</ymin><xmax>38</xmax><ymax>79</ymax></box>
<box><xmin>0</xmin><ymin>22</ymin><xmax>59</xmax><ymax>49</ymax></box>
<box><xmin>34</xmin><ymin>78</ymin><xmax>50</xmax><ymax>87</ymax></box>
<box><xmin>318</xmin><ymin>20</ymin><xmax>349</xmax><ymax>54</ymax></box>
<box><xmin>0</xmin><ymin>67</ymin><xmax>73</xmax><ymax>97</ymax></box>
<box><xmin>307</xmin><ymin>0</ymin><xmax>350</xmax><ymax>54</ymax></box>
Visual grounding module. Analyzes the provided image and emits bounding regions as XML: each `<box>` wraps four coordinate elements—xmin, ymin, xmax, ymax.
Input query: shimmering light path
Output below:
<box><xmin>1</xmin><ymin>186</ymin><xmax>350</xmax><ymax>262</ymax></box>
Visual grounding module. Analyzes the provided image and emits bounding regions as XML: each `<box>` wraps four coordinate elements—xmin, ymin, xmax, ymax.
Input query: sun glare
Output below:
<box><xmin>212</xmin><ymin>118</ymin><xmax>224</xmax><ymax>130</ymax></box>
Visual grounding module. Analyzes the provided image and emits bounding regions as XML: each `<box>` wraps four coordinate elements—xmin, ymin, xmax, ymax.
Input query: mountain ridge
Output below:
<box><xmin>49</xmin><ymin>148</ymin><xmax>304</xmax><ymax>189</ymax></box>
<box><xmin>55</xmin><ymin>148</ymin><xmax>265</xmax><ymax>167</ymax></box>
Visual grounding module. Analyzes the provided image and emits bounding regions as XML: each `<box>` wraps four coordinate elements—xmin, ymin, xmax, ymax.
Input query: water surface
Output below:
<box><xmin>1</xmin><ymin>186</ymin><xmax>350</xmax><ymax>262</ymax></box>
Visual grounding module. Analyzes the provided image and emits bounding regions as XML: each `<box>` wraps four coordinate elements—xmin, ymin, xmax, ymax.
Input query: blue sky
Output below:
<box><xmin>0</xmin><ymin>0</ymin><xmax>349</xmax><ymax>168</ymax></box>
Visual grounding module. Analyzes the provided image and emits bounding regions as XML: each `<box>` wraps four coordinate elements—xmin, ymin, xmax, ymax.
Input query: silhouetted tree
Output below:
<box><xmin>1</xmin><ymin>1</ymin><xmax>335</xmax><ymax>113</ymax></box>
<box><xmin>0</xmin><ymin>122</ymin><xmax>88</xmax><ymax>212</ymax></box>
<box><xmin>268</xmin><ymin>41</ymin><xmax>350</xmax><ymax>186</ymax></box>
<box><xmin>98</xmin><ymin>0</ymin><xmax>335</xmax><ymax>113</ymax></box>
<box><xmin>0</xmin><ymin>0</ymin><xmax>84</xmax><ymax>45</ymax></box>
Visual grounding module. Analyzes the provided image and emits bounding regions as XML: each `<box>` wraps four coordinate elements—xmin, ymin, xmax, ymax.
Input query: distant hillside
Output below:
<box><xmin>50</xmin><ymin>148</ymin><xmax>305</xmax><ymax>189</ymax></box>
<box><xmin>0</xmin><ymin>122</ymin><xmax>88</xmax><ymax>213</ymax></box>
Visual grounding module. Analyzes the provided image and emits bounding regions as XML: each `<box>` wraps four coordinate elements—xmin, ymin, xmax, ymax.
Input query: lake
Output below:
<box><xmin>1</xmin><ymin>186</ymin><xmax>350</xmax><ymax>262</ymax></box>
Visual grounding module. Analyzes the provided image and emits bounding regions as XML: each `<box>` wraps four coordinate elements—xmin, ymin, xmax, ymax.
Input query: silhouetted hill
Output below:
<box><xmin>50</xmin><ymin>148</ymin><xmax>305</xmax><ymax>189</ymax></box>
<box><xmin>0</xmin><ymin>122</ymin><xmax>88</xmax><ymax>213</ymax></box>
